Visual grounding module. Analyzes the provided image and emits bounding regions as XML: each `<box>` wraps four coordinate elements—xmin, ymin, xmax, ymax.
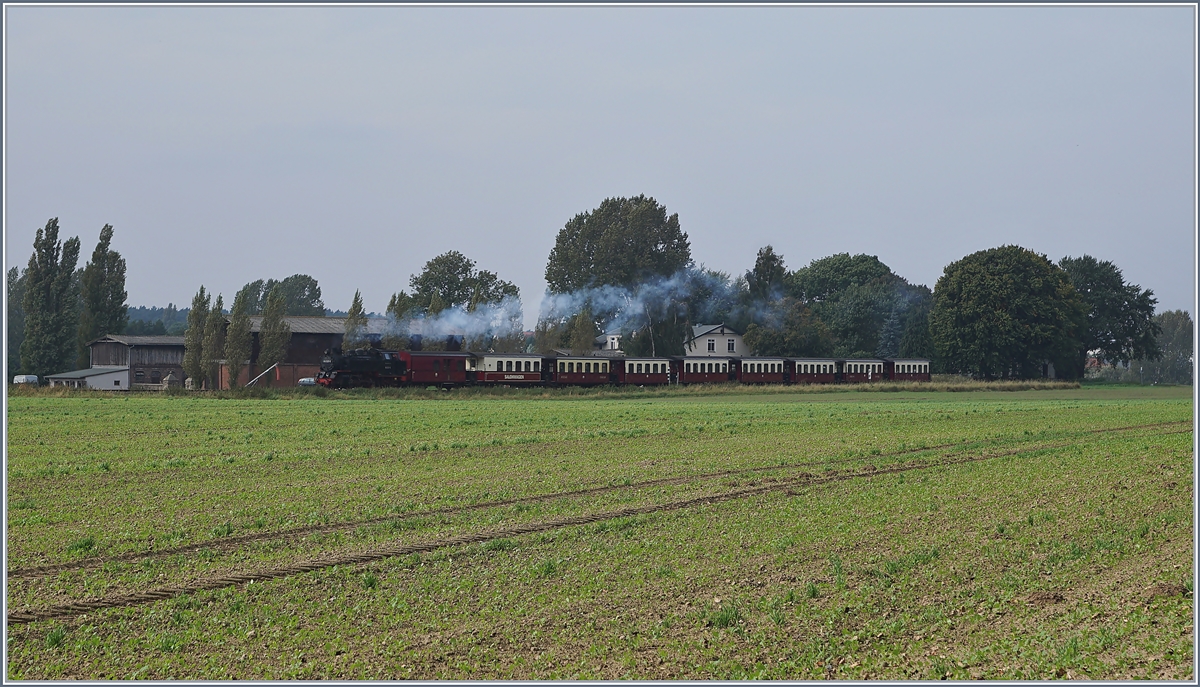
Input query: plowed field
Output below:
<box><xmin>4</xmin><ymin>386</ymin><xmax>1193</xmax><ymax>679</ymax></box>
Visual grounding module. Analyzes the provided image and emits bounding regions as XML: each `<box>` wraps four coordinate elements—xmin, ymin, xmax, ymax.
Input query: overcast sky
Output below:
<box><xmin>4</xmin><ymin>4</ymin><xmax>1195</xmax><ymax>328</ymax></box>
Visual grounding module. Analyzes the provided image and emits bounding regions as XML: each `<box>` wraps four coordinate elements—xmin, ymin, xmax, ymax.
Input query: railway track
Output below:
<box><xmin>7</xmin><ymin>420</ymin><xmax>1188</xmax><ymax>582</ymax></box>
<box><xmin>8</xmin><ymin>423</ymin><xmax>1190</xmax><ymax>626</ymax></box>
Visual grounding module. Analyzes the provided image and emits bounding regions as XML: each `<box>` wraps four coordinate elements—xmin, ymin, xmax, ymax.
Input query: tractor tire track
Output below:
<box><xmin>3</xmin><ymin>435</ymin><xmax>1155</xmax><ymax>626</ymax></box>
<box><xmin>8</xmin><ymin>420</ymin><xmax>1187</xmax><ymax>581</ymax></box>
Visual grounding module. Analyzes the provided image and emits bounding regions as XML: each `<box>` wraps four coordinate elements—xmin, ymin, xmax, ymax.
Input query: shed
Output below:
<box><xmin>45</xmin><ymin>367</ymin><xmax>130</xmax><ymax>390</ymax></box>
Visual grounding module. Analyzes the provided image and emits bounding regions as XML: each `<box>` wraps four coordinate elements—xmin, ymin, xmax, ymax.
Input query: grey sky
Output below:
<box><xmin>4</xmin><ymin>4</ymin><xmax>1195</xmax><ymax>328</ymax></box>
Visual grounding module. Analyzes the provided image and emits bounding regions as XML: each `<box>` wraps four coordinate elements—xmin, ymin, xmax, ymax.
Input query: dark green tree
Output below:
<box><xmin>898</xmin><ymin>292</ymin><xmax>937</xmax><ymax>361</ymax></box>
<box><xmin>76</xmin><ymin>225</ymin><xmax>128</xmax><ymax>368</ymax></box>
<box><xmin>234</xmin><ymin>274</ymin><xmax>325</xmax><ymax>316</ymax></box>
<box><xmin>20</xmin><ymin>219</ymin><xmax>82</xmax><ymax>378</ymax></box>
<box><xmin>568</xmin><ymin>305</ymin><xmax>599</xmax><ymax>355</ymax></box>
<box><xmin>1059</xmin><ymin>255</ymin><xmax>1159</xmax><ymax>376</ymax></box>
<box><xmin>7</xmin><ymin>267</ymin><xmax>27</xmax><ymax>376</ymax></box>
<box><xmin>1140</xmin><ymin>310</ymin><xmax>1192</xmax><ymax>385</ymax></box>
<box><xmin>257</xmin><ymin>285</ymin><xmax>291</xmax><ymax>385</ymax></box>
<box><xmin>382</xmin><ymin>291</ymin><xmax>416</xmax><ymax>350</ymax></box>
<box><xmin>409</xmin><ymin>251</ymin><xmax>518</xmax><ymax>314</ymax></box>
<box><xmin>224</xmin><ymin>287</ymin><xmax>253</xmax><ymax>389</ymax></box>
<box><xmin>343</xmin><ymin>290</ymin><xmax>369</xmax><ymax>349</ymax></box>
<box><xmin>183</xmin><ymin>286</ymin><xmax>209</xmax><ymax>388</ymax></box>
<box><xmin>201</xmin><ymin>295</ymin><xmax>225</xmax><ymax>390</ymax></box>
<box><xmin>745</xmin><ymin>245</ymin><xmax>787</xmax><ymax>304</ymax></box>
<box><xmin>930</xmin><ymin>245</ymin><xmax>1085</xmax><ymax>380</ymax></box>
<box><xmin>743</xmin><ymin>298</ymin><xmax>835</xmax><ymax>357</ymax></box>
<box><xmin>545</xmin><ymin>195</ymin><xmax>691</xmax><ymax>293</ymax></box>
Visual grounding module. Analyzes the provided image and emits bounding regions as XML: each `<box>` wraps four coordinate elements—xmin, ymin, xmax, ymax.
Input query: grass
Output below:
<box><xmin>4</xmin><ymin>385</ymin><xmax>1192</xmax><ymax>679</ymax></box>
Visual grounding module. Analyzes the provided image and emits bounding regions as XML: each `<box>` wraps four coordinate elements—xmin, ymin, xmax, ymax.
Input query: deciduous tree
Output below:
<box><xmin>1059</xmin><ymin>255</ymin><xmax>1159</xmax><ymax>376</ymax></box>
<box><xmin>201</xmin><ymin>295</ymin><xmax>225</xmax><ymax>390</ymax></box>
<box><xmin>20</xmin><ymin>218</ymin><xmax>81</xmax><ymax>378</ymax></box>
<box><xmin>743</xmin><ymin>298</ymin><xmax>834</xmax><ymax>358</ymax></box>
<box><xmin>224</xmin><ymin>288</ymin><xmax>253</xmax><ymax>389</ymax></box>
<box><xmin>256</xmin><ymin>285</ymin><xmax>291</xmax><ymax>385</ymax></box>
<box><xmin>7</xmin><ymin>267</ymin><xmax>27</xmax><ymax>376</ymax></box>
<box><xmin>343</xmin><ymin>290</ymin><xmax>369</xmax><ymax>350</ymax></box>
<box><xmin>930</xmin><ymin>245</ymin><xmax>1084</xmax><ymax>380</ymax></box>
<box><xmin>76</xmin><ymin>225</ymin><xmax>128</xmax><ymax>368</ymax></box>
<box><xmin>183</xmin><ymin>287</ymin><xmax>209</xmax><ymax>388</ymax></box>
<box><xmin>544</xmin><ymin>195</ymin><xmax>691</xmax><ymax>294</ymax></box>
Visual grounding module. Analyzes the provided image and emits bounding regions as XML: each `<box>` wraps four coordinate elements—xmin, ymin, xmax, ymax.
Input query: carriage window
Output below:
<box><xmin>433</xmin><ymin>360</ymin><xmax>441</xmax><ymax>371</ymax></box>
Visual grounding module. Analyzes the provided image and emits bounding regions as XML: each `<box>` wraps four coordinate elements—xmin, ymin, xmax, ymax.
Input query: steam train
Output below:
<box><xmin>316</xmin><ymin>347</ymin><xmax>931</xmax><ymax>388</ymax></box>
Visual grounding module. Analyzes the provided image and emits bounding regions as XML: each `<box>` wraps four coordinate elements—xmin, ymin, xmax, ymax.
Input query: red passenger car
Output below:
<box><xmin>551</xmin><ymin>357</ymin><xmax>614</xmax><ymax>386</ymax></box>
<box><xmin>842</xmin><ymin>359</ymin><xmax>885</xmax><ymax>384</ymax></box>
<box><xmin>475</xmin><ymin>354</ymin><xmax>545</xmax><ymax>384</ymax></box>
<box><xmin>887</xmin><ymin>359</ymin><xmax>931</xmax><ymax>382</ymax></box>
<box><xmin>738</xmin><ymin>358</ymin><xmax>786</xmax><ymax>384</ymax></box>
<box><xmin>397</xmin><ymin>351</ymin><xmax>474</xmax><ymax>386</ymax></box>
<box><xmin>790</xmin><ymin>358</ymin><xmax>838</xmax><ymax>385</ymax></box>
<box><xmin>678</xmin><ymin>357</ymin><xmax>735</xmax><ymax>384</ymax></box>
<box><xmin>615</xmin><ymin>357</ymin><xmax>672</xmax><ymax>385</ymax></box>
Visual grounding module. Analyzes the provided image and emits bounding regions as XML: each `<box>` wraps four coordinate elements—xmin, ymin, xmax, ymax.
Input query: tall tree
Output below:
<box><xmin>343</xmin><ymin>290</ymin><xmax>369</xmax><ymax>349</ymax></box>
<box><xmin>276</xmin><ymin>274</ymin><xmax>325</xmax><ymax>316</ymax></box>
<box><xmin>201</xmin><ymin>295</ymin><xmax>225</xmax><ymax>390</ymax></box>
<box><xmin>256</xmin><ymin>285</ymin><xmax>292</xmax><ymax>385</ymax></box>
<box><xmin>409</xmin><ymin>251</ymin><xmax>519</xmax><ymax>314</ymax></box>
<box><xmin>76</xmin><ymin>224</ymin><xmax>128</xmax><ymax>368</ymax></box>
<box><xmin>1059</xmin><ymin>255</ymin><xmax>1159</xmax><ymax>377</ymax></box>
<box><xmin>1139</xmin><ymin>310</ymin><xmax>1192</xmax><ymax>385</ymax></box>
<box><xmin>544</xmin><ymin>195</ymin><xmax>691</xmax><ymax>294</ymax></box>
<box><xmin>930</xmin><ymin>245</ymin><xmax>1084</xmax><ymax>380</ymax></box>
<box><xmin>745</xmin><ymin>245</ymin><xmax>787</xmax><ymax>304</ymax></box>
<box><xmin>568</xmin><ymin>305</ymin><xmax>599</xmax><ymax>355</ymax></box>
<box><xmin>183</xmin><ymin>287</ymin><xmax>210</xmax><ymax>388</ymax></box>
<box><xmin>382</xmin><ymin>291</ymin><xmax>416</xmax><ymax>350</ymax></box>
<box><xmin>224</xmin><ymin>287</ymin><xmax>254</xmax><ymax>388</ymax></box>
<box><xmin>20</xmin><ymin>218</ymin><xmax>82</xmax><ymax>378</ymax></box>
<box><xmin>7</xmin><ymin>267</ymin><xmax>27</xmax><ymax>376</ymax></box>
<box><xmin>786</xmin><ymin>253</ymin><xmax>928</xmax><ymax>358</ymax></box>
<box><xmin>743</xmin><ymin>298</ymin><xmax>835</xmax><ymax>358</ymax></box>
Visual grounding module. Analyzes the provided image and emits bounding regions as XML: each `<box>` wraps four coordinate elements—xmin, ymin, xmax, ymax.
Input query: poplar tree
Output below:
<box><xmin>76</xmin><ymin>224</ymin><xmax>128</xmax><ymax>368</ymax></box>
<box><xmin>343</xmin><ymin>290</ymin><xmax>368</xmax><ymax>349</ymax></box>
<box><xmin>224</xmin><ymin>287</ymin><xmax>254</xmax><ymax>388</ymax></box>
<box><xmin>7</xmin><ymin>267</ymin><xmax>27</xmax><ymax>376</ymax></box>
<box><xmin>183</xmin><ymin>287</ymin><xmax>209</xmax><ymax>388</ymax></box>
<box><xmin>20</xmin><ymin>218</ymin><xmax>82</xmax><ymax>378</ymax></box>
<box><xmin>257</xmin><ymin>285</ymin><xmax>292</xmax><ymax>385</ymax></box>
<box><xmin>201</xmin><ymin>295</ymin><xmax>225</xmax><ymax>389</ymax></box>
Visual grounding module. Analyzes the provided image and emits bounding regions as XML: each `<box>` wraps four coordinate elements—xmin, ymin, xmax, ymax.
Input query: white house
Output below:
<box><xmin>684</xmin><ymin>324</ymin><xmax>748</xmax><ymax>357</ymax></box>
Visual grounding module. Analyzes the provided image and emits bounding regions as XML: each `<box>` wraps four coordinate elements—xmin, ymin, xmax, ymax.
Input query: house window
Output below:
<box><xmin>151</xmin><ymin>370</ymin><xmax>162</xmax><ymax>383</ymax></box>
<box><xmin>707</xmin><ymin>339</ymin><xmax>715</xmax><ymax>352</ymax></box>
<box><xmin>727</xmin><ymin>339</ymin><xmax>735</xmax><ymax>352</ymax></box>
<box><xmin>135</xmin><ymin>370</ymin><xmax>145</xmax><ymax>381</ymax></box>
<box><xmin>114</xmin><ymin>380</ymin><xmax>120</xmax><ymax>387</ymax></box>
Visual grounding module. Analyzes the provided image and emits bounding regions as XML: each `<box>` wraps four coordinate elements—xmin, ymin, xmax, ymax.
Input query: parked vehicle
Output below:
<box><xmin>12</xmin><ymin>375</ymin><xmax>39</xmax><ymax>385</ymax></box>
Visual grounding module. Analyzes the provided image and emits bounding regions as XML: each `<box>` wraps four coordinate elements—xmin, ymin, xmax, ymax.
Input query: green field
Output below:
<box><xmin>4</xmin><ymin>385</ymin><xmax>1194</xmax><ymax>679</ymax></box>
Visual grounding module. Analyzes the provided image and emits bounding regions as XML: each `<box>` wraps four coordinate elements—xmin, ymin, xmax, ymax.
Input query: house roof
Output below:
<box><xmin>46</xmin><ymin>367</ymin><xmax>129</xmax><ymax>380</ymax></box>
<box><xmin>687</xmin><ymin>323</ymin><xmax>741</xmax><ymax>342</ymax></box>
<box><xmin>88</xmin><ymin>335</ymin><xmax>185</xmax><ymax>347</ymax></box>
<box><xmin>246</xmin><ymin>316</ymin><xmax>389</xmax><ymax>335</ymax></box>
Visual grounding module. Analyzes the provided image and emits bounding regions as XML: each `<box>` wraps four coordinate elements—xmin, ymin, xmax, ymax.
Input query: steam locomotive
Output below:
<box><xmin>316</xmin><ymin>347</ymin><xmax>931</xmax><ymax>388</ymax></box>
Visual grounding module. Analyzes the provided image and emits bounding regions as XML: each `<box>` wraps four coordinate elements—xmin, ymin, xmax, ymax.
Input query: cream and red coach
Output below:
<box><xmin>887</xmin><ymin>359</ymin><xmax>931</xmax><ymax>381</ymax></box>
<box><xmin>615</xmin><ymin>357</ymin><xmax>672</xmax><ymax>386</ymax></box>
<box><xmin>474</xmin><ymin>354</ymin><xmax>545</xmax><ymax>384</ymax></box>
<box><xmin>738</xmin><ymin>358</ymin><xmax>786</xmax><ymax>384</ymax></box>
<box><xmin>551</xmin><ymin>356</ymin><xmax>613</xmax><ymax>386</ymax></box>
<box><xmin>790</xmin><ymin>358</ymin><xmax>838</xmax><ymax>384</ymax></box>
<box><xmin>679</xmin><ymin>358</ymin><xmax>735</xmax><ymax>384</ymax></box>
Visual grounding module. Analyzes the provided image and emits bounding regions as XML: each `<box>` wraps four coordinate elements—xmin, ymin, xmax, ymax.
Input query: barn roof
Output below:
<box><xmin>87</xmin><ymin>335</ymin><xmax>185</xmax><ymax>347</ymax></box>
<box><xmin>246</xmin><ymin>316</ymin><xmax>389</xmax><ymax>335</ymax></box>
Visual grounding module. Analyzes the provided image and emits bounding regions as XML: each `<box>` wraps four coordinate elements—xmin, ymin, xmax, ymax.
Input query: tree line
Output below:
<box><xmin>8</xmin><ymin>201</ymin><xmax>1192</xmax><ymax>386</ymax></box>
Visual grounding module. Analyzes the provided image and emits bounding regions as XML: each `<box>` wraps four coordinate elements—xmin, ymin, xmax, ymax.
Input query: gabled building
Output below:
<box><xmin>684</xmin><ymin>324</ymin><xmax>747</xmax><ymax>357</ymax></box>
<box><xmin>86</xmin><ymin>334</ymin><xmax>186</xmax><ymax>388</ymax></box>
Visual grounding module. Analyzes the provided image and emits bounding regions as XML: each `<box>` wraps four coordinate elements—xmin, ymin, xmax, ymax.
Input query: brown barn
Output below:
<box><xmin>86</xmin><ymin>335</ymin><xmax>186</xmax><ymax>389</ymax></box>
<box><xmin>218</xmin><ymin>316</ymin><xmax>390</xmax><ymax>388</ymax></box>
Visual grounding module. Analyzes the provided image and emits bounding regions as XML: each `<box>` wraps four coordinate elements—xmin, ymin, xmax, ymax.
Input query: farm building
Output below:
<box><xmin>85</xmin><ymin>335</ymin><xmax>186</xmax><ymax>389</ymax></box>
<box><xmin>44</xmin><ymin>367</ymin><xmax>130</xmax><ymax>390</ymax></box>
<box><xmin>217</xmin><ymin>316</ymin><xmax>390</xmax><ymax>388</ymax></box>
